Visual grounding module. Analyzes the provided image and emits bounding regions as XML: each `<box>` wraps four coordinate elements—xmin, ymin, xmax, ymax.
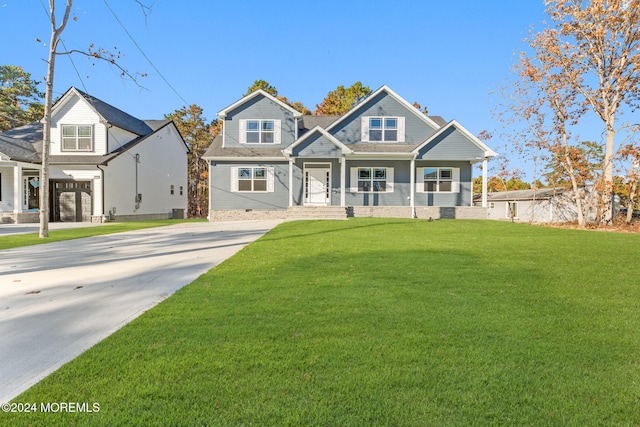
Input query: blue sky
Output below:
<box><xmin>2</xmin><ymin>0</ymin><xmax>550</xmax><ymax>176</ymax></box>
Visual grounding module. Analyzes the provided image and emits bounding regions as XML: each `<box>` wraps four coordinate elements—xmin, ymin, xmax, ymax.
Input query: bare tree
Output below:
<box><xmin>40</xmin><ymin>0</ymin><xmax>73</xmax><ymax>238</ymax></box>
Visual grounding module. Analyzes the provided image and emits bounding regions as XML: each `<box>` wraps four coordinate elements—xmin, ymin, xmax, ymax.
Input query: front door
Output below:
<box><xmin>305</xmin><ymin>168</ymin><xmax>331</xmax><ymax>205</ymax></box>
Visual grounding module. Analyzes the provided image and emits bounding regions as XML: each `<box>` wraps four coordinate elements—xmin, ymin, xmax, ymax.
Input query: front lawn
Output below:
<box><xmin>5</xmin><ymin>219</ymin><xmax>640</xmax><ymax>426</ymax></box>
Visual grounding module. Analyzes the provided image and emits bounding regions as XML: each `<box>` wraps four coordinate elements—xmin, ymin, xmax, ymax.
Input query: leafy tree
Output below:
<box><xmin>314</xmin><ymin>82</ymin><xmax>371</xmax><ymax>115</ymax></box>
<box><xmin>244</xmin><ymin>79</ymin><xmax>278</xmax><ymax>97</ymax></box>
<box><xmin>244</xmin><ymin>79</ymin><xmax>311</xmax><ymax>115</ymax></box>
<box><xmin>0</xmin><ymin>65</ymin><xmax>44</xmax><ymax>131</ymax></box>
<box><xmin>527</xmin><ymin>0</ymin><xmax>640</xmax><ymax>222</ymax></box>
<box><xmin>165</xmin><ymin>105</ymin><xmax>216</xmax><ymax>218</ymax></box>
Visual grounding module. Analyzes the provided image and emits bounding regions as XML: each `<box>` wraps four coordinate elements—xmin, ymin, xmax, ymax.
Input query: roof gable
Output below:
<box><xmin>326</xmin><ymin>85</ymin><xmax>441</xmax><ymax>133</ymax></box>
<box><xmin>284</xmin><ymin>126</ymin><xmax>353</xmax><ymax>157</ymax></box>
<box><xmin>217</xmin><ymin>89</ymin><xmax>303</xmax><ymax>119</ymax></box>
<box><xmin>413</xmin><ymin>120</ymin><xmax>497</xmax><ymax>160</ymax></box>
<box><xmin>52</xmin><ymin>87</ymin><xmax>153</xmax><ymax>136</ymax></box>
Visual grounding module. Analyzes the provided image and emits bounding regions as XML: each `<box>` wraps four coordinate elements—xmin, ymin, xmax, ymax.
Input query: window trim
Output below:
<box><xmin>350</xmin><ymin>167</ymin><xmax>394</xmax><ymax>193</ymax></box>
<box><xmin>361</xmin><ymin>116</ymin><xmax>405</xmax><ymax>143</ymax></box>
<box><xmin>417</xmin><ymin>167</ymin><xmax>460</xmax><ymax>193</ymax></box>
<box><xmin>61</xmin><ymin>124</ymin><xmax>94</xmax><ymax>152</ymax></box>
<box><xmin>239</xmin><ymin>119</ymin><xmax>281</xmax><ymax>145</ymax></box>
<box><xmin>230</xmin><ymin>166</ymin><xmax>275</xmax><ymax>193</ymax></box>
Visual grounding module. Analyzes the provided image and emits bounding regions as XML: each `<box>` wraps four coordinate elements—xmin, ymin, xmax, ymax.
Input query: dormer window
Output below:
<box><xmin>361</xmin><ymin>117</ymin><xmax>405</xmax><ymax>142</ymax></box>
<box><xmin>62</xmin><ymin>125</ymin><xmax>93</xmax><ymax>151</ymax></box>
<box><xmin>240</xmin><ymin>119</ymin><xmax>281</xmax><ymax>144</ymax></box>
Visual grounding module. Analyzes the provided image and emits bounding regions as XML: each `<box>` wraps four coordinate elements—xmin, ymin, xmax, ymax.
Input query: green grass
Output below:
<box><xmin>4</xmin><ymin>219</ymin><xmax>640</xmax><ymax>426</ymax></box>
<box><xmin>0</xmin><ymin>219</ymin><xmax>204</xmax><ymax>251</ymax></box>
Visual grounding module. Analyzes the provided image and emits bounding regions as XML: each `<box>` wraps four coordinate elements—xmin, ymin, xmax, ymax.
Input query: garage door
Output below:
<box><xmin>53</xmin><ymin>181</ymin><xmax>92</xmax><ymax>222</ymax></box>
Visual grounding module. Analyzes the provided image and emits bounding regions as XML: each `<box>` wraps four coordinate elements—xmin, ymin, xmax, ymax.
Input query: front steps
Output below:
<box><xmin>287</xmin><ymin>206</ymin><xmax>348</xmax><ymax>220</ymax></box>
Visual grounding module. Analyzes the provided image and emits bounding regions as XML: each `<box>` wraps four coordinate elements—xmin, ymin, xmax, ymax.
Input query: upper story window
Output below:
<box><xmin>240</xmin><ymin>119</ymin><xmax>281</xmax><ymax>144</ymax></box>
<box><xmin>361</xmin><ymin>117</ymin><xmax>405</xmax><ymax>143</ymax></box>
<box><xmin>62</xmin><ymin>125</ymin><xmax>93</xmax><ymax>151</ymax></box>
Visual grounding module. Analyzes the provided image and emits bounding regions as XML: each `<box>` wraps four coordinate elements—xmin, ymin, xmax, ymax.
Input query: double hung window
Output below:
<box><xmin>240</xmin><ymin>119</ymin><xmax>281</xmax><ymax>144</ymax></box>
<box><xmin>351</xmin><ymin>167</ymin><xmax>394</xmax><ymax>193</ymax></box>
<box><xmin>419</xmin><ymin>167</ymin><xmax>459</xmax><ymax>193</ymax></box>
<box><xmin>231</xmin><ymin>166</ymin><xmax>274</xmax><ymax>192</ymax></box>
<box><xmin>361</xmin><ymin>117</ymin><xmax>404</xmax><ymax>142</ymax></box>
<box><xmin>62</xmin><ymin>125</ymin><xmax>93</xmax><ymax>151</ymax></box>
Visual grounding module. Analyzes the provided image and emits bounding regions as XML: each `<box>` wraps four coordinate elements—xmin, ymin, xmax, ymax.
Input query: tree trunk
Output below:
<box><xmin>601</xmin><ymin>116</ymin><xmax>616</xmax><ymax>224</ymax></box>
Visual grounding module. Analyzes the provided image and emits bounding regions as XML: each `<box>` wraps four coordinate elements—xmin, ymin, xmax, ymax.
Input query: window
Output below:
<box><xmin>361</xmin><ymin>117</ymin><xmax>404</xmax><ymax>142</ymax></box>
<box><xmin>180</xmin><ymin>186</ymin><xmax>183</xmax><ymax>196</ymax></box>
<box><xmin>419</xmin><ymin>167</ymin><xmax>460</xmax><ymax>193</ymax></box>
<box><xmin>62</xmin><ymin>125</ymin><xmax>93</xmax><ymax>151</ymax></box>
<box><xmin>240</xmin><ymin>119</ymin><xmax>281</xmax><ymax>144</ymax></box>
<box><xmin>231</xmin><ymin>166</ymin><xmax>274</xmax><ymax>192</ymax></box>
<box><xmin>170</xmin><ymin>185</ymin><xmax>175</xmax><ymax>195</ymax></box>
<box><xmin>351</xmin><ymin>167</ymin><xmax>394</xmax><ymax>193</ymax></box>
<box><xmin>508</xmin><ymin>202</ymin><xmax>518</xmax><ymax>218</ymax></box>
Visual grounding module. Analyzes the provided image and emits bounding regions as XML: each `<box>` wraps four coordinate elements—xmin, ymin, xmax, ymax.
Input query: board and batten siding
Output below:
<box><xmin>223</xmin><ymin>95</ymin><xmax>297</xmax><ymax>149</ymax></box>
<box><xmin>344</xmin><ymin>160</ymin><xmax>411</xmax><ymax>207</ymax></box>
<box><xmin>330</xmin><ymin>91</ymin><xmax>438</xmax><ymax>145</ymax></box>
<box><xmin>50</xmin><ymin>94</ymin><xmax>108</xmax><ymax>155</ymax></box>
<box><xmin>210</xmin><ymin>161</ymin><xmax>290</xmax><ymax>210</ymax></box>
<box><xmin>413</xmin><ymin>161</ymin><xmax>473</xmax><ymax>206</ymax></box>
<box><xmin>103</xmin><ymin>124</ymin><xmax>188</xmax><ymax>217</ymax></box>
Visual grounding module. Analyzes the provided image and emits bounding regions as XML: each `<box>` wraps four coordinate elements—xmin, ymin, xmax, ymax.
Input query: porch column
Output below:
<box><xmin>13</xmin><ymin>165</ymin><xmax>23</xmax><ymax>213</ymax></box>
<box><xmin>340</xmin><ymin>157</ymin><xmax>346</xmax><ymax>206</ymax></box>
<box><xmin>288</xmin><ymin>158</ymin><xmax>294</xmax><ymax>207</ymax></box>
<box><xmin>410</xmin><ymin>157</ymin><xmax>416</xmax><ymax>217</ymax></box>
<box><xmin>481</xmin><ymin>159</ymin><xmax>488</xmax><ymax>207</ymax></box>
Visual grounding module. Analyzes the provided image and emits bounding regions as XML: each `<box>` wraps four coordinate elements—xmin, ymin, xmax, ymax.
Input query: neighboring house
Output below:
<box><xmin>204</xmin><ymin>85</ymin><xmax>497</xmax><ymax>220</ymax></box>
<box><xmin>481</xmin><ymin>188</ymin><xmax>578</xmax><ymax>223</ymax></box>
<box><xmin>0</xmin><ymin>87</ymin><xmax>189</xmax><ymax>223</ymax></box>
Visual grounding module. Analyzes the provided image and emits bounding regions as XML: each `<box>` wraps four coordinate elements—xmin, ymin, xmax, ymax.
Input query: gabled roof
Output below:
<box><xmin>284</xmin><ymin>126</ymin><xmax>353</xmax><ymax>157</ymax></box>
<box><xmin>217</xmin><ymin>89</ymin><xmax>303</xmax><ymax>119</ymax></box>
<box><xmin>53</xmin><ymin>87</ymin><xmax>153</xmax><ymax>136</ymax></box>
<box><xmin>325</xmin><ymin>85</ymin><xmax>441</xmax><ymax>133</ymax></box>
<box><xmin>0</xmin><ymin>134</ymin><xmax>40</xmax><ymax>163</ymax></box>
<box><xmin>412</xmin><ymin>120</ymin><xmax>497</xmax><ymax>158</ymax></box>
<box><xmin>203</xmin><ymin>135</ymin><xmax>285</xmax><ymax>161</ymax></box>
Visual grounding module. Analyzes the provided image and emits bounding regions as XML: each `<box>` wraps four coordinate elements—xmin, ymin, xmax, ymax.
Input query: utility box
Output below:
<box><xmin>172</xmin><ymin>209</ymin><xmax>184</xmax><ymax>219</ymax></box>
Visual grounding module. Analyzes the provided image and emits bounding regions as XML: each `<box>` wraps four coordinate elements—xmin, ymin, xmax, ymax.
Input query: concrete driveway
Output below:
<box><xmin>0</xmin><ymin>220</ymin><xmax>283</xmax><ymax>404</ymax></box>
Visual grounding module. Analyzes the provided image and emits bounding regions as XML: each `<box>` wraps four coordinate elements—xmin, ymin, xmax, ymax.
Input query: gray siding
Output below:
<box><xmin>345</xmin><ymin>160</ymin><xmax>411</xmax><ymax>206</ymax></box>
<box><xmin>209</xmin><ymin>161</ymin><xmax>290</xmax><ymax>210</ymax></box>
<box><xmin>293</xmin><ymin>132</ymin><xmax>343</xmax><ymax>157</ymax></box>
<box><xmin>416</xmin><ymin>127</ymin><xmax>485</xmax><ymax>161</ymax></box>
<box><xmin>223</xmin><ymin>95</ymin><xmax>297</xmax><ymax>148</ymax></box>
<box><xmin>330</xmin><ymin>92</ymin><xmax>438</xmax><ymax>145</ymax></box>
<box><xmin>414</xmin><ymin>161</ymin><xmax>473</xmax><ymax>206</ymax></box>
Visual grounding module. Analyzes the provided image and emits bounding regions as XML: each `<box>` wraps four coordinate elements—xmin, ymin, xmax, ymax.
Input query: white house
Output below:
<box><xmin>0</xmin><ymin>87</ymin><xmax>189</xmax><ymax>223</ymax></box>
<box><xmin>483</xmin><ymin>189</ymin><xmax>578</xmax><ymax>223</ymax></box>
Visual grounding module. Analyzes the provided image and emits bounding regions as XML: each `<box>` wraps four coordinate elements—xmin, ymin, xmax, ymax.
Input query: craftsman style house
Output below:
<box><xmin>0</xmin><ymin>87</ymin><xmax>189</xmax><ymax>223</ymax></box>
<box><xmin>204</xmin><ymin>85</ymin><xmax>496</xmax><ymax>220</ymax></box>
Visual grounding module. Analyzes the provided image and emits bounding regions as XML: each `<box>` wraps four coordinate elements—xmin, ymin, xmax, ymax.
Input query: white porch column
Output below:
<box><xmin>410</xmin><ymin>157</ymin><xmax>416</xmax><ymax>217</ymax></box>
<box><xmin>288</xmin><ymin>158</ymin><xmax>294</xmax><ymax>207</ymax></box>
<box><xmin>13</xmin><ymin>165</ymin><xmax>23</xmax><ymax>213</ymax></box>
<box><xmin>481</xmin><ymin>159</ymin><xmax>488</xmax><ymax>208</ymax></box>
<box><xmin>340</xmin><ymin>157</ymin><xmax>346</xmax><ymax>206</ymax></box>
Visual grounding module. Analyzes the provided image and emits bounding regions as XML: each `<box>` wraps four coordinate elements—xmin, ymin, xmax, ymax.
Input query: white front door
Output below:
<box><xmin>305</xmin><ymin>168</ymin><xmax>330</xmax><ymax>205</ymax></box>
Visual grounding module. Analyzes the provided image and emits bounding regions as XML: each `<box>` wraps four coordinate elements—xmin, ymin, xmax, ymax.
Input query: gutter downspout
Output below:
<box><xmin>410</xmin><ymin>156</ymin><xmax>416</xmax><ymax>218</ymax></box>
<box><xmin>97</xmin><ymin>164</ymin><xmax>106</xmax><ymax>221</ymax></box>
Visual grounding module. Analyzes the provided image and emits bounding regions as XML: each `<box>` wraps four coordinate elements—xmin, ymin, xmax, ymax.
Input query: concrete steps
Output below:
<box><xmin>287</xmin><ymin>206</ymin><xmax>348</xmax><ymax>220</ymax></box>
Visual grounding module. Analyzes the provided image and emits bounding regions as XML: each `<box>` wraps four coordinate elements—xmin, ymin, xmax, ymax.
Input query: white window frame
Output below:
<box><xmin>239</xmin><ymin>119</ymin><xmax>282</xmax><ymax>144</ymax></box>
<box><xmin>61</xmin><ymin>124</ymin><xmax>94</xmax><ymax>151</ymax></box>
<box><xmin>361</xmin><ymin>117</ymin><xmax>405</xmax><ymax>142</ymax></box>
<box><xmin>350</xmin><ymin>167</ymin><xmax>394</xmax><ymax>193</ymax></box>
<box><xmin>416</xmin><ymin>167</ymin><xmax>460</xmax><ymax>193</ymax></box>
<box><xmin>230</xmin><ymin>166</ymin><xmax>275</xmax><ymax>193</ymax></box>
